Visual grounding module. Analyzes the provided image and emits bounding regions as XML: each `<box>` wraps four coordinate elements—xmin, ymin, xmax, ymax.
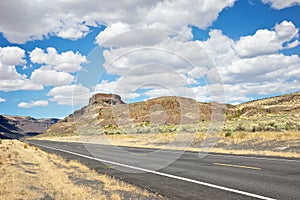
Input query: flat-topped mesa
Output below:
<box><xmin>88</xmin><ymin>93</ymin><xmax>125</xmax><ymax>106</ymax></box>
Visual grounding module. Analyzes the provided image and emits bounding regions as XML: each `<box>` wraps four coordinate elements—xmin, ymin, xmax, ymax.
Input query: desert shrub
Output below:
<box><xmin>158</xmin><ymin>126</ymin><xmax>164</xmax><ymax>133</ymax></box>
<box><xmin>268</xmin><ymin>121</ymin><xmax>276</xmax><ymax>126</ymax></box>
<box><xmin>135</xmin><ymin>127</ymin><xmax>141</xmax><ymax>134</ymax></box>
<box><xmin>149</xmin><ymin>126</ymin><xmax>160</xmax><ymax>133</ymax></box>
<box><xmin>136</xmin><ymin>127</ymin><xmax>151</xmax><ymax>134</ymax></box>
<box><xmin>285</xmin><ymin>121</ymin><xmax>297</xmax><ymax>130</ymax></box>
<box><xmin>137</xmin><ymin>127</ymin><xmax>150</xmax><ymax>134</ymax></box>
<box><xmin>275</xmin><ymin>126</ymin><xmax>283</xmax><ymax>132</ymax></box>
<box><xmin>252</xmin><ymin>124</ymin><xmax>265</xmax><ymax>132</ymax></box>
<box><xmin>106</xmin><ymin>124</ymin><xmax>113</xmax><ymax>128</ymax></box>
<box><xmin>225</xmin><ymin>132</ymin><xmax>232</xmax><ymax>137</ymax></box>
<box><xmin>180</xmin><ymin>126</ymin><xmax>187</xmax><ymax>132</ymax></box>
<box><xmin>297</xmin><ymin>124</ymin><xmax>300</xmax><ymax>131</ymax></box>
<box><xmin>180</xmin><ymin>124</ymin><xmax>198</xmax><ymax>133</ymax></box>
<box><xmin>103</xmin><ymin>130</ymin><xmax>115</xmax><ymax>135</ymax></box>
<box><xmin>166</xmin><ymin>124</ymin><xmax>177</xmax><ymax>132</ymax></box>
<box><xmin>264</xmin><ymin>125</ymin><xmax>275</xmax><ymax>131</ymax></box>
<box><xmin>235</xmin><ymin>124</ymin><xmax>245</xmax><ymax>131</ymax></box>
<box><xmin>114</xmin><ymin>131</ymin><xmax>122</xmax><ymax>135</ymax></box>
<box><xmin>159</xmin><ymin>125</ymin><xmax>177</xmax><ymax>133</ymax></box>
<box><xmin>23</xmin><ymin>143</ymin><xmax>28</xmax><ymax>149</ymax></box>
<box><xmin>0</xmin><ymin>139</ymin><xmax>2</xmax><ymax>144</ymax></box>
<box><xmin>232</xmin><ymin>109</ymin><xmax>243</xmax><ymax>119</ymax></box>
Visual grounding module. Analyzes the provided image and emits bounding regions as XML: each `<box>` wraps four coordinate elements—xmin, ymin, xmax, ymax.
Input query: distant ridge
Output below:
<box><xmin>0</xmin><ymin>115</ymin><xmax>58</xmax><ymax>139</ymax></box>
<box><xmin>238</xmin><ymin>91</ymin><xmax>300</xmax><ymax>106</ymax></box>
<box><xmin>230</xmin><ymin>91</ymin><xmax>300</xmax><ymax>118</ymax></box>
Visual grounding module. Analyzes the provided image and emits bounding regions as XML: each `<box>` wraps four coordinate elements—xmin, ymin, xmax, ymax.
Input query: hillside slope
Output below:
<box><xmin>230</xmin><ymin>92</ymin><xmax>300</xmax><ymax>118</ymax></box>
<box><xmin>44</xmin><ymin>92</ymin><xmax>300</xmax><ymax>136</ymax></box>
<box><xmin>225</xmin><ymin>92</ymin><xmax>300</xmax><ymax>132</ymax></box>
<box><xmin>45</xmin><ymin>93</ymin><xmax>229</xmax><ymax>135</ymax></box>
<box><xmin>0</xmin><ymin>115</ymin><xmax>58</xmax><ymax>139</ymax></box>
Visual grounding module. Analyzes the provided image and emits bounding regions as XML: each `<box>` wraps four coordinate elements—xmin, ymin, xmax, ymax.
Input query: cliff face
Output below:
<box><xmin>89</xmin><ymin>93</ymin><xmax>125</xmax><ymax>106</ymax></box>
<box><xmin>0</xmin><ymin>115</ymin><xmax>58</xmax><ymax>139</ymax></box>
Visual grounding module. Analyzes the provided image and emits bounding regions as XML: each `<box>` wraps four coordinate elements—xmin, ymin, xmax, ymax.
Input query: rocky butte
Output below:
<box><xmin>44</xmin><ymin>92</ymin><xmax>300</xmax><ymax>135</ymax></box>
<box><xmin>89</xmin><ymin>93</ymin><xmax>125</xmax><ymax>106</ymax></box>
<box><xmin>45</xmin><ymin>93</ymin><xmax>226</xmax><ymax>135</ymax></box>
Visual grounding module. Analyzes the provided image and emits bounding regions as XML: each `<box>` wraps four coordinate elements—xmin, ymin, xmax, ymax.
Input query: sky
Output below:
<box><xmin>0</xmin><ymin>0</ymin><xmax>300</xmax><ymax>119</ymax></box>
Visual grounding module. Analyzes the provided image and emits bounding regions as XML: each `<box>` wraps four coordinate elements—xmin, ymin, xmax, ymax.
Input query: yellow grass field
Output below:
<box><xmin>0</xmin><ymin>139</ymin><xmax>165</xmax><ymax>200</ymax></box>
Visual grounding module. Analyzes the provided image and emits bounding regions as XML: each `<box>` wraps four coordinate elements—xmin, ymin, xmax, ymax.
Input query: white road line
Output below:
<box><xmin>32</xmin><ymin>142</ymin><xmax>276</xmax><ymax>200</ymax></box>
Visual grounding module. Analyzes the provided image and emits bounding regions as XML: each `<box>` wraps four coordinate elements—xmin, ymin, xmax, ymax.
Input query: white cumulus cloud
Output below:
<box><xmin>97</xmin><ymin>20</ymin><xmax>300</xmax><ymax>104</ymax></box>
<box><xmin>47</xmin><ymin>84</ymin><xmax>91</xmax><ymax>105</ymax></box>
<box><xmin>18</xmin><ymin>100</ymin><xmax>48</xmax><ymax>108</ymax></box>
<box><xmin>261</xmin><ymin>0</ymin><xmax>300</xmax><ymax>9</ymax></box>
<box><xmin>195</xmin><ymin>23</ymin><xmax>300</xmax><ymax>104</ymax></box>
<box><xmin>31</xmin><ymin>68</ymin><xmax>74</xmax><ymax>86</ymax></box>
<box><xmin>0</xmin><ymin>46</ymin><xmax>43</xmax><ymax>92</ymax></box>
<box><xmin>0</xmin><ymin>97</ymin><xmax>6</xmax><ymax>102</ymax></box>
<box><xmin>0</xmin><ymin>46</ymin><xmax>26</xmax><ymax>66</ymax></box>
<box><xmin>30</xmin><ymin>47</ymin><xmax>87</xmax><ymax>73</ymax></box>
<box><xmin>235</xmin><ymin>21</ymin><xmax>298</xmax><ymax>58</ymax></box>
<box><xmin>0</xmin><ymin>0</ymin><xmax>235</xmax><ymax>43</ymax></box>
<box><xmin>94</xmin><ymin>80</ymin><xmax>140</xmax><ymax>101</ymax></box>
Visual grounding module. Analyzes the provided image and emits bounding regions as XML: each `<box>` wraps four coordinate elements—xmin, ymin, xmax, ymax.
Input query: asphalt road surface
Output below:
<box><xmin>27</xmin><ymin>140</ymin><xmax>300</xmax><ymax>200</ymax></box>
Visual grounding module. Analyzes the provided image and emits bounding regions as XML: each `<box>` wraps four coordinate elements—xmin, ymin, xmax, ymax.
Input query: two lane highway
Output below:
<box><xmin>28</xmin><ymin>140</ymin><xmax>300</xmax><ymax>200</ymax></box>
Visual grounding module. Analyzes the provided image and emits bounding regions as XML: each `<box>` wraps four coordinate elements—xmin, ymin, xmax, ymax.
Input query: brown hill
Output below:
<box><xmin>45</xmin><ymin>93</ymin><xmax>228</xmax><ymax>135</ymax></box>
<box><xmin>0</xmin><ymin>115</ymin><xmax>58</xmax><ymax>139</ymax></box>
<box><xmin>226</xmin><ymin>92</ymin><xmax>300</xmax><ymax>119</ymax></box>
<box><xmin>44</xmin><ymin>92</ymin><xmax>300</xmax><ymax>136</ymax></box>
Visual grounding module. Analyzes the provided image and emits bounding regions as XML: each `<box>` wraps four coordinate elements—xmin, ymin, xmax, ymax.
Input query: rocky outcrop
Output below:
<box><xmin>45</xmin><ymin>93</ymin><xmax>126</xmax><ymax>135</ymax></box>
<box><xmin>0</xmin><ymin>115</ymin><xmax>58</xmax><ymax>139</ymax></box>
<box><xmin>89</xmin><ymin>93</ymin><xmax>125</xmax><ymax>106</ymax></box>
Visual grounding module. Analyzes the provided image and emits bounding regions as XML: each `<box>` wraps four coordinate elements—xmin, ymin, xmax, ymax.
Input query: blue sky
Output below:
<box><xmin>0</xmin><ymin>0</ymin><xmax>300</xmax><ymax>118</ymax></box>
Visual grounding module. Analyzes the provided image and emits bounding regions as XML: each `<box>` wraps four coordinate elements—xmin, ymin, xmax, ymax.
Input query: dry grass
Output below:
<box><xmin>34</xmin><ymin>131</ymin><xmax>300</xmax><ymax>158</ymax></box>
<box><xmin>0</xmin><ymin>140</ymin><xmax>165</xmax><ymax>200</ymax></box>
